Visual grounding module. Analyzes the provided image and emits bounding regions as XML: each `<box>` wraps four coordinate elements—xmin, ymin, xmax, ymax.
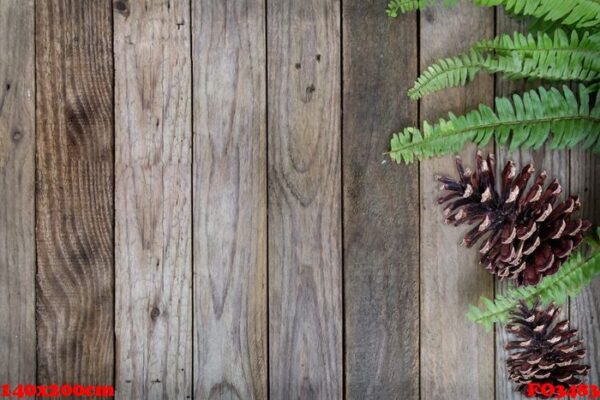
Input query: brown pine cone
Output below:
<box><xmin>437</xmin><ymin>152</ymin><xmax>590</xmax><ymax>286</ymax></box>
<box><xmin>506</xmin><ymin>300</ymin><xmax>590</xmax><ymax>398</ymax></box>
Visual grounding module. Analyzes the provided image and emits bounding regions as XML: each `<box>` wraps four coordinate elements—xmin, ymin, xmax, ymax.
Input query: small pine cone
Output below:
<box><xmin>505</xmin><ymin>300</ymin><xmax>590</xmax><ymax>398</ymax></box>
<box><xmin>437</xmin><ymin>152</ymin><xmax>591</xmax><ymax>286</ymax></box>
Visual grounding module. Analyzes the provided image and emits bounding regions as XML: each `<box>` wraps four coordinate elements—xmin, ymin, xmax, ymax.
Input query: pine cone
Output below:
<box><xmin>437</xmin><ymin>152</ymin><xmax>591</xmax><ymax>286</ymax></box>
<box><xmin>506</xmin><ymin>300</ymin><xmax>590</xmax><ymax>398</ymax></box>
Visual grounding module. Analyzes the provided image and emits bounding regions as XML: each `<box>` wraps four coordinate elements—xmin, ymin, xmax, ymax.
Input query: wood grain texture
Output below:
<box><xmin>114</xmin><ymin>0</ymin><xmax>192</xmax><ymax>398</ymax></box>
<box><xmin>496</xmin><ymin>9</ymin><xmax>569</xmax><ymax>400</ymax></box>
<box><xmin>0</xmin><ymin>0</ymin><xmax>35</xmax><ymax>386</ymax></box>
<box><xmin>342</xmin><ymin>1</ymin><xmax>419</xmax><ymax>398</ymax></box>
<box><xmin>570</xmin><ymin>150</ymin><xmax>600</xmax><ymax>386</ymax></box>
<box><xmin>493</xmin><ymin>10</ymin><xmax>571</xmax><ymax>400</ymax></box>
<box><xmin>192</xmin><ymin>1</ymin><xmax>267</xmax><ymax>399</ymax></box>
<box><xmin>419</xmin><ymin>4</ymin><xmax>495</xmax><ymax>399</ymax></box>
<box><xmin>35</xmin><ymin>0</ymin><xmax>114</xmax><ymax>388</ymax></box>
<box><xmin>492</xmin><ymin>19</ymin><xmax>528</xmax><ymax>400</ymax></box>
<box><xmin>267</xmin><ymin>0</ymin><xmax>342</xmax><ymax>398</ymax></box>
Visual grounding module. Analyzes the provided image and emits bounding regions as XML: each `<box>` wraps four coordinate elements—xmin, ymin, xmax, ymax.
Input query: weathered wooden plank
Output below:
<box><xmin>493</xmin><ymin>10</ymin><xmax>571</xmax><ymax>400</ymax></box>
<box><xmin>419</xmin><ymin>4</ymin><xmax>495</xmax><ymax>399</ymax></box>
<box><xmin>35</xmin><ymin>0</ymin><xmax>114</xmax><ymax>388</ymax></box>
<box><xmin>0</xmin><ymin>0</ymin><xmax>35</xmax><ymax>386</ymax></box>
<box><xmin>114</xmin><ymin>0</ymin><xmax>192</xmax><ymax>398</ymax></box>
<box><xmin>342</xmin><ymin>1</ymin><xmax>419</xmax><ymax>398</ymax></box>
<box><xmin>192</xmin><ymin>1</ymin><xmax>267</xmax><ymax>398</ymax></box>
<box><xmin>267</xmin><ymin>0</ymin><xmax>342</xmax><ymax>397</ymax></box>
<box><xmin>492</xmin><ymin>17</ymin><xmax>529</xmax><ymax>400</ymax></box>
<box><xmin>570</xmin><ymin>150</ymin><xmax>600</xmax><ymax>385</ymax></box>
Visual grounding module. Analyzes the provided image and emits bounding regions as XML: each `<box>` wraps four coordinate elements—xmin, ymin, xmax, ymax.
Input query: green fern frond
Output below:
<box><xmin>474</xmin><ymin>0</ymin><xmax>600</xmax><ymax>29</ymax></box>
<box><xmin>467</xmin><ymin>228</ymin><xmax>600</xmax><ymax>331</ymax></box>
<box><xmin>390</xmin><ymin>85</ymin><xmax>600</xmax><ymax>164</ymax></box>
<box><xmin>408</xmin><ymin>52</ymin><xmax>484</xmax><ymax>100</ymax></box>
<box><xmin>388</xmin><ymin>0</ymin><xmax>600</xmax><ymax>29</ymax></box>
<box><xmin>408</xmin><ymin>29</ymin><xmax>600</xmax><ymax>100</ymax></box>
<box><xmin>476</xmin><ymin>29</ymin><xmax>600</xmax><ymax>72</ymax></box>
<box><xmin>386</xmin><ymin>0</ymin><xmax>458</xmax><ymax>17</ymax></box>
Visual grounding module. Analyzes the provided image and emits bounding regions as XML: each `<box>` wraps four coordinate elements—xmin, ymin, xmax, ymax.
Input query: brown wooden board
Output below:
<box><xmin>419</xmin><ymin>4</ymin><xmax>495</xmax><ymax>399</ymax></box>
<box><xmin>570</xmin><ymin>150</ymin><xmax>600</xmax><ymax>386</ymax></box>
<box><xmin>35</xmin><ymin>0</ymin><xmax>114</xmax><ymax>389</ymax></box>
<box><xmin>114</xmin><ymin>0</ymin><xmax>192</xmax><ymax>397</ymax></box>
<box><xmin>494</xmin><ymin>10</ymin><xmax>571</xmax><ymax>400</ymax></box>
<box><xmin>342</xmin><ymin>0</ymin><xmax>420</xmax><ymax>398</ymax></box>
<box><xmin>267</xmin><ymin>0</ymin><xmax>343</xmax><ymax>397</ymax></box>
<box><xmin>0</xmin><ymin>0</ymin><xmax>35</xmax><ymax>387</ymax></box>
<box><xmin>192</xmin><ymin>0</ymin><xmax>268</xmax><ymax>398</ymax></box>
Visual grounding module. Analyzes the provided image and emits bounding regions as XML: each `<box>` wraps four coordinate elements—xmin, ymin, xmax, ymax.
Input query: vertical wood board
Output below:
<box><xmin>342</xmin><ymin>0</ymin><xmax>420</xmax><ymax>398</ymax></box>
<box><xmin>419</xmin><ymin>4</ymin><xmax>495</xmax><ymax>399</ymax></box>
<box><xmin>114</xmin><ymin>0</ymin><xmax>192</xmax><ymax>398</ymax></box>
<box><xmin>192</xmin><ymin>0</ymin><xmax>268</xmax><ymax>398</ymax></box>
<box><xmin>0</xmin><ymin>0</ymin><xmax>36</xmax><ymax>387</ymax></box>
<box><xmin>267</xmin><ymin>0</ymin><xmax>343</xmax><ymax>397</ymax></box>
<box><xmin>570</xmin><ymin>150</ymin><xmax>600</xmax><ymax>386</ymax></box>
<box><xmin>35</xmin><ymin>0</ymin><xmax>114</xmax><ymax>389</ymax></box>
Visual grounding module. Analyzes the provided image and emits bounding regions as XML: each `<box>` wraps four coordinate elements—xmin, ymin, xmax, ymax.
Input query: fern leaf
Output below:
<box><xmin>409</xmin><ymin>29</ymin><xmax>600</xmax><ymax>100</ymax></box>
<box><xmin>477</xmin><ymin>29</ymin><xmax>600</xmax><ymax>73</ymax></box>
<box><xmin>474</xmin><ymin>0</ymin><xmax>600</xmax><ymax>29</ymax></box>
<box><xmin>408</xmin><ymin>52</ymin><xmax>484</xmax><ymax>100</ymax></box>
<box><xmin>388</xmin><ymin>0</ymin><xmax>600</xmax><ymax>29</ymax></box>
<box><xmin>467</xmin><ymin>228</ymin><xmax>600</xmax><ymax>331</ymax></box>
<box><xmin>390</xmin><ymin>84</ymin><xmax>600</xmax><ymax>164</ymax></box>
<box><xmin>386</xmin><ymin>0</ymin><xmax>458</xmax><ymax>17</ymax></box>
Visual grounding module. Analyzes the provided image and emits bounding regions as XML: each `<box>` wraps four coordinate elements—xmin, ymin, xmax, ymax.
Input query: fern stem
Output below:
<box><xmin>391</xmin><ymin>115</ymin><xmax>600</xmax><ymax>153</ymax></box>
<box><xmin>470</xmin><ymin>251</ymin><xmax>600</xmax><ymax>325</ymax></box>
<box><xmin>473</xmin><ymin>44</ymin><xmax>600</xmax><ymax>57</ymax></box>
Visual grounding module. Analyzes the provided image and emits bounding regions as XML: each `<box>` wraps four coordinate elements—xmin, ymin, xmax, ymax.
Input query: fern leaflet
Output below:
<box><xmin>466</xmin><ymin>228</ymin><xmax>600</xmax><ymax>331</ymax></box>
<box><xmin>408</xmin><ymin>29</ymin><xmax>600</xmax><ymax>100</ymax></box>
<box><xmin>387</xmin><ymin>0</ymin><xmax>600</xmax><ymax>29</ymax></box>
<box><xmin>475</xmin><ymin>0</ymin><xmax>600</xmax><ymax>29</ymax></box>
<box><xmin>390</xmin><ymin>85</ymin><xmax>600</xmax><ymax>164</ymax></box>
<box><xmin>386</xmin><ymin>0</ymin><xmax>458</xmax><ymax>16</ymax></box>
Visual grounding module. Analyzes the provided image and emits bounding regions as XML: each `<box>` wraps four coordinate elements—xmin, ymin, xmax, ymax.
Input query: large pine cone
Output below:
<box><xmin>437</xmin><ymin>152</ymin><xmax>590</xmax><ymax>286</ymax></box>
<box><xmin>506</xmin><ymin>300</ymin><xmax>590</xmax><ymax>398</ymax></box>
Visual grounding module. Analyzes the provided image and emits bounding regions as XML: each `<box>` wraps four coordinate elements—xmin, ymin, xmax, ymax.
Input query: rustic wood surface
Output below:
<box><xmin>192</xmin><ymin>0</ymin><xmax>267</xmax><ymax>398</ymax></box>
<box><xmin>114</xmin><ymin>0</ymin><xmax>192</xmax><ymax>398</ymax></box>
<box><xmin>342</xmin><ymin>1</ymin><xmax>419</xmax><ymax>398</ymax></box>
<box><xmin>35</xmin><ymin>0</ymin><xmax>114</xmax><ymax>390</ymax></box>
<box><xmin>0</xmin><ymin>1</ymin><xmax>598</xmax><ymax>399</ymax></box>
<box><xmin>419</xmin><ymin>4</ymin><xmax>495</xmax><ymax>399</ymax></box>
<box><xmin>0</xmin><ymin>0</ymin><xmax>35</xmax><ymax>387</ymax></box>
<box><xmin>493</xmin><ymin>10</ymin><xmax>571</xmax><ymax>400</ymax></box>
<box><xmin>571</xmin><ymin>150</ymin><xmax>600</xmax><ymax>386</ymax></box>
<box><xmin>267</xmin><ymin>0</ymin><xmax>342</xmax><ymax>398</ymax></box>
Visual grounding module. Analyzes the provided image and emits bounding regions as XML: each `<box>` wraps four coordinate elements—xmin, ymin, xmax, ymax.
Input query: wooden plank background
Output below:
<box><xmin>35</xmin><ymin>0</ymin><xmax>114</xmax><ymax>390</ymax></box>
<box><xmin>114</xmin><ymin>0</ymin><xmax>192</xmax><ymax>398</ymax></box>
<box><xmin>0</xmin><ymin>0</ymin><xmax>598</xmax><ymax>399</ymax></box>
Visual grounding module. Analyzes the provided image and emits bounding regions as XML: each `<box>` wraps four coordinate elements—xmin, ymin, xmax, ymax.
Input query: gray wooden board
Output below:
<box><xmin>192</xmin><ymin>0</ymin><xmax>268</xmax><ymax>398</ymax></box>
<box><xmin>114</xmin><ymin>0</ymin><xmax>192</xmax><ymax>398</ymax></box>
<box><xmin>343</xmin><ymin>0</ymin><xmax>420</xmax><ymax>398</ymax></box>
<box><xmin>0</xmin><ymin>0</ymin><xmax>35</xmax><ymax>387</ymax></box>
<box><xmin>570</xmin><ymin>149</ymin><xmax>600</xmax><ymax>387</ymax></box>
<box><xmin>267</xmin><ymin>0</ymin><xmax>343</xmax><ymax>398</ymax></box>
<box><xmin>419</xmin><ymin>3</ymin><xmax>495</xmax><ymax>399</ymax></box>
